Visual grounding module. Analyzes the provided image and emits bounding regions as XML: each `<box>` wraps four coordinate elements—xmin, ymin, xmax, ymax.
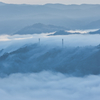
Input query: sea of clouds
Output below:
<box><xmin>1</xmin><ymin>33</ymin><xmax>100</xmax><ymax>51</ymax></box>
<box><xmin>0</xmin><ymin>30</ymin><xmax>100</xmax><ymax>100</ymax></box>
<box><xmin>0</xmin><ymin>71</ymin><xmax>100</xmax><ymax>100</ymax></box>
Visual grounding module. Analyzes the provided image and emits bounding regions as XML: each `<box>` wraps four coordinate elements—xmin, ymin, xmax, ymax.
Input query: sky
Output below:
<box><xmin>0</xmin><ymin>0</ymin><xmax>100</xmax><ymax>5</ymax></box>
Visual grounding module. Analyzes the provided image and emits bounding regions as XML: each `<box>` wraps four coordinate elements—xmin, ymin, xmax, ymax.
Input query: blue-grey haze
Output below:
<box><xmin>0</xmin><ymin>2</ymin><xmax>100</xmax><ymax>34</ymax></box>
<box><xmin>0</xmin><ymin>1</ymin><xmax>100</xmax><ymax>100</ymax></box>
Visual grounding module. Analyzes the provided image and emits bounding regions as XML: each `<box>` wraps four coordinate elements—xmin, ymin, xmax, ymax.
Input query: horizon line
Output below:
<box><xmin>1</xmin><ymin>1</ymin><xmax>100</xmax><ymax>6</ymax></box>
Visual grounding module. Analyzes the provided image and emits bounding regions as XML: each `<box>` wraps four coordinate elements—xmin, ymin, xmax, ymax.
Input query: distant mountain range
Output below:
<box><xmin>0</xmin><ymin>2</ymin><xmax>5</xmax><ymax>6</ymax></box>
<box><xmin>14</xmin><ymin>23</ymin><xmax>68</xmax><ymax>35</ymax></box>
<box><xmin>89</xmin><ymin>29</ymin><xmax>100</xmax><ymax>34</ymax></box>
<box><xmin>0</xmin><ymin>2</ymin><xmax>100</xmax><ymax>34</ymax></box>
<box><xmin>14</xmin><ymin>23</ymin><xmax>100</xmax><ymax>35</ymax></box>
<box><xmin>85</xmin><ymin>20</ymin><xmax>100</xmax><ymax>29</ymax></box>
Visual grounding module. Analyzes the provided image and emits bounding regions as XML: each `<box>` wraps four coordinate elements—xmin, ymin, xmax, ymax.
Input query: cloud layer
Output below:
<box><xmin>0</xmin><ymin>33</ymin><xmax>100</xmax><ymax>99</ymax></box>
<box><xmin>0</xmin><ymin>71</ymin><xmax>100</xmax><ymax>100</ymax></box>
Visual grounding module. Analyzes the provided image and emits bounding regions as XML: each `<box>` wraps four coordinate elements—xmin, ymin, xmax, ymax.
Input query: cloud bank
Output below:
<box><xmin>0</xmin><ymin>71</ymin><xmax>100</xmax><ymax>100</ymax></box>
<box><xmin>0</xmin><ymin>32</ymin><xmax>100</xmax><ymax>100</ymax></box>
<box><xmin>1</xmin><ymin>33</ymin><xmax>100</xmax><ymax>50</ymax></box>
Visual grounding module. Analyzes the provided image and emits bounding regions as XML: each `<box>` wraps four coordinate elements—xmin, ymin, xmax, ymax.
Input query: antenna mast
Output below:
<box><xmin>39</xmin><ymin>38</ymin><xmax>40</xmax><ymax>45</ymax></box>
<box><xmin>62</xmin><ymin>39</ymin><xmax>64</xmax><ymax>48</ymax></box>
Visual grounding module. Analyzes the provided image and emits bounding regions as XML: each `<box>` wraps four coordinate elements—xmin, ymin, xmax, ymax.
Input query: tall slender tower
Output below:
<box><xmin>39</xmin><ymin>38</ymin><xmax>40</xmax><ymax>45</ymax></box>
<box><xmin>62</xmin><ymin>39</ymin><xmax>64</xmax><ymax>48</ymax></box>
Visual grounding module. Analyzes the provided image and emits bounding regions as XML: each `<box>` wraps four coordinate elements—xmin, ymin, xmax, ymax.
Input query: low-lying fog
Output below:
<box><xmin>0</xmin><ymin>72</ymin><xmax>100</xmax><ymax>100</ymax></box>
<box><xmin>0</xmin><ymin>30</ymin><xmax>100</xmax><ymax>100</ymax></box>
<box><xmin>0</xmin><ymin>29</ymin><xmax>100</xmax><ymax>51</ymax></box>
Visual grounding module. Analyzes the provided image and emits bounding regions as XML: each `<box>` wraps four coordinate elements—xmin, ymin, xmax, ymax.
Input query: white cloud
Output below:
<box><xmin>1</xmin><ymin>33</ymin><xmax>100</xmax><ymax>51</ymax></box>
<box><xmin>66</xmin><ymin>29</ymin><xmax>99</xmax><ymax>34</ymax></box>
<box><xmin>0</xmin><ymin>71</ymin><xmax>100</xmax><ymax>100</ymax></box>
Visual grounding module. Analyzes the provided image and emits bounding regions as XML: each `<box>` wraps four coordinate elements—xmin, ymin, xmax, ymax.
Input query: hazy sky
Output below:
<box><xmin>0</xmin><ymin>0</ymin><xmax>100</xmax><ymax>5</ymax></box>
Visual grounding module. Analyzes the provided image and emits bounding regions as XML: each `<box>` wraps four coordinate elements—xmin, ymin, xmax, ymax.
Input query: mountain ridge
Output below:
<box><xmin>14</xmin><ymin>23</ymin><xmax>68</xmax><ymax>35</ymax></box>
<box><xmin>0</xmin><ymin>3</ymin><xmax>100</xmax><ymax>34</ymax></box>
<box><xmin>0</xmin><ymin>44</ymin><xmax>100</xmax><ymax>76</ymax></box>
